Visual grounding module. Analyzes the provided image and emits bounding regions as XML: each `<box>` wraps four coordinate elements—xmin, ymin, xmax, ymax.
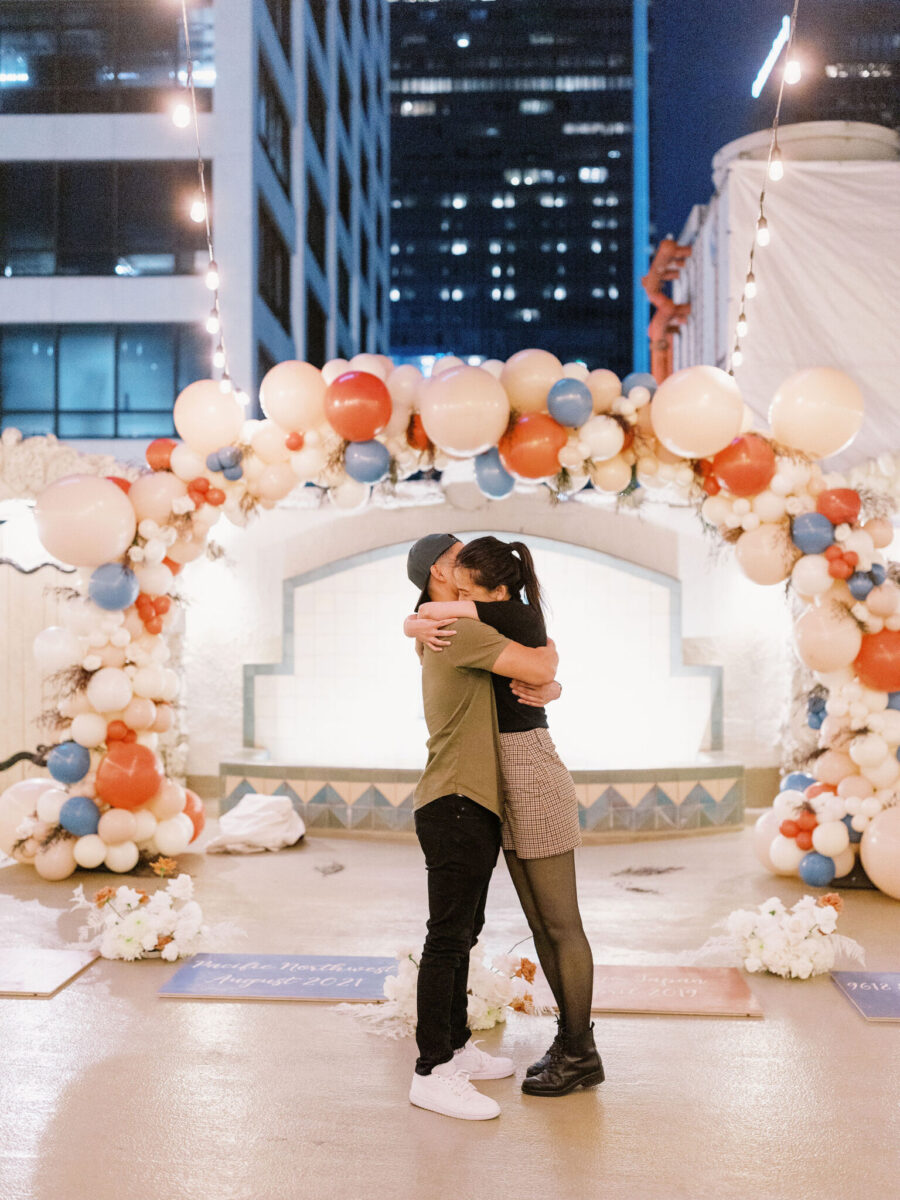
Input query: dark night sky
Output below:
<box><xmin>650</xmin><ymin>0</ymin><xmax>793</xmax><ymax>237</ymax></box>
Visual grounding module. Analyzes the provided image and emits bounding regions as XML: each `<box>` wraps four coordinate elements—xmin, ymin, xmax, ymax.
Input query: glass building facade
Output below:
<box><xmin>387</xmin><ymin>0</ymin><xmax>649</xmax><ymax>374</ymax></box>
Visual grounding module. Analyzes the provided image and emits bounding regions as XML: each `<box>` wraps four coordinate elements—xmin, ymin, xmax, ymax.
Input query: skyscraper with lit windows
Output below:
<box><xmin>388</xmin><ymin>0</ymin><xmax>650</xmax><ymax>374</ymax></box>
<box><xmin>0</xmin><ymin>0</ymin><xmax>391</xmax><ymax>444</ymax></box>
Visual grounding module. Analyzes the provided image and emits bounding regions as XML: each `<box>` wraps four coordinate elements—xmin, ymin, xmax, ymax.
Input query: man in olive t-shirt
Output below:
<box><xmin>405</xmin><ymin>533</ymin><xmax>558</xmax><ymax>1121</ymax></box>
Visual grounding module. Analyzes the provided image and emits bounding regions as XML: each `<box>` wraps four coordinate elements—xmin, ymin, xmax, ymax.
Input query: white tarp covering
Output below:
<box><xmin>675</xmin><ymin>160</ymin><xmax>900</xmax><ymax>467</ymax></box>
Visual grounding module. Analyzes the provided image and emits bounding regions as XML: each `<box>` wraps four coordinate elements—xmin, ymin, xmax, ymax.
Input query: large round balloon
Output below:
<box><xmin>499</xmin><ymin>413</ymin><xmax>568</xmax><ymax>479</ymax></box>
<box><xmin>95</xmin><ymin>743</ymin><xmax>163</xmax><ymax>810</ymax></box>
<box><xmin>128</xmin><ymin>471</ymin><xmax>188</xmax><ymax>526</ymax></box>
<box><xmin>419</xmin><ymin>365</ymin><xmax>510</xmax><ymax>455</ymax></box>
<box><xmin>855</xmin><ymin>630</ymin><xmax>900</xmax><ymax>692</ymax></box>
<box><xmin>173</xmin><ymin>379</ymin><xmax>245</xmax><ymax>456</ymax></box>
<box><xmin>769</xmin><ymin>368</ymin><xmax>864</xmax><ymax>458</ymax></box>
<box><xmin>752</xmin><ymin>808</ymin><xmax>783</xmax><ymax>871</ymax></box>
<box><xmin>260</xmin><ymin>360</ymin><xmax>327</xmax><ymax>432</ymax></box>
<box><xmin>500</xmin><ymin>349</ymin><xmax>563</xmax><ymax>414</ymax></box>
<box><xmin>794</xmin><ymin>605</ymin><xmax>862</xmax><ymax>672</ymax></box>
<box><xmin>474</xmin><ymin>447</ymin><xmax>515</xmax><ymax>498</ymax></box>
<box><xmin>712</xmin><ymin>435</ymin><xmax>776</xmax><ymax>496</ymax></box>
<box><xmin>650</xmin><ymin>366</ymin><xmax>743</xmax><ymax>458</ymax></box>
<box><xmin>735</xmin><ymin>524</ymin><xmax>798</xmax><ymax>585</ymax></box>
<box><xmin>0</xmin><ymin>779</ymin><xmax>58</xmax><ymax>856</ymax></box>
<box><xmin>860</xmin><ymin>805</ymin><xmax>900</xmax><ymax>899</ymax></box>
<box><xmin>33</xmin><ymin>626</ymin><xmax>83</xmax><ymax>675</ymax></box>
<box><xmin>34</xmin><ymin>475</ymin><xmax>137</xmax><ymax>567</ymax></box>
<box><xmin>324</xmin><ymin>372</ymin><xmax>392</xmax><ymax>441</ymax></box>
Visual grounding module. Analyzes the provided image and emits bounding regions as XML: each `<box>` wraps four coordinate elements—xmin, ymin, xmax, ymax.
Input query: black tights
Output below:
<box><xmin>504</xmin><ymin>848</ymin><xmax>594</xmax><ymax>1036</ymax></box>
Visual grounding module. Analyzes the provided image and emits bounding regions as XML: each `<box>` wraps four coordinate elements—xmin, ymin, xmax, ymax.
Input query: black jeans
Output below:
<box><xmin>413</xmin><ymin>794</ymin><xmax>501</xmax><ymax>1075</ymax></box>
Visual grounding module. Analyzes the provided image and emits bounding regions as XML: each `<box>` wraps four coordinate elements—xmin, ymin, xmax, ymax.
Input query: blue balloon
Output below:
<box><xmin>89</xmin><ymin>563</ymin><xmax>139</xmax><ymax>612</ymax></box>
<box><xmin>781</xmin><ymin>771</ymin><xmax>816</xmax><ymax>792</ymax></box>
<box><xmin>223</xmin><ymin>464</ymin><xmax>244</xmax><ymax>481</ymax></box>
<box><xmin>798</xmin><ymin>851</ymin><xmax>836</xmax><ymax>887</ymax></box>
<box><xmin>217</xmin><ymin>445</ymin><xmax>242</xmax><ymax>469</ymax></box>
<box><xmin>848</xmin><ymin>571</ymin><xmax>875</xmax><ymax>601</ymax></box>
<box><xmin>808</xmin><ymin>694</ymin><xmax>826</xmax><ymax>713</ymax></box>
<box><xmin>206</xmin><ymin>451</ymin><xmax>223</xmax><ymax>472</ymax></box>
<box><xmin>842</xmin><ymin>814</ymin><xmax>862</xmax><ymax>844</ymax></box>
<box><xmin>807</xmin><ymin>712</ymin><xmax>824</xmax><ymax>730</ymax></box>
<box><xmin>344</xmin><ymin>440</ymin><xmax>391</xmax><ymax>484</ymax></box>
<box><xmin>870</xmin><ymin>564</ymin><xmax>887</xmax><ymax>585</ymax></box>
<box><xmin>546</xmin><ymin>378</ymin><xmax>593</xmax><ymax>428</ymax></box>
<box><xmin>475</xmin><ymin>447</ymin><xmax>515</xmax><ymax>499</ymax></box>
<box><xmin>621</xmin><ymin>371</ymin><xmax>658</xmax><ymax>398</ymax></box>
<box><xmin>47</xmin><ymin>741</ymin><xmax>91</xmax><ymax>785</ymax></box>
<box><xmin>791</xmin><ymin>512</ymin><xmax>834</xmax><ymax>555</ymax></box>
<box><xmin>59</xmin><ymin>795</ymin><xmax>100</xmax><ymax>837</ymax></box>
<box><xmin>887</xmin><ymin>692</ymin><xmax>900</xmax><ymax>711</ymax></box>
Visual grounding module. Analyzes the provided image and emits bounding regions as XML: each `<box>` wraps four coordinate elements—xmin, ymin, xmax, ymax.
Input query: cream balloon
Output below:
<box><xmin>735</xmin><ymin>524</ymin><xmax>798</xmax><ymax>585</ymax></box>
<box><xmin>752</xmin><ymin>808</ymin><xmax>783</xmax><ymax>871</ymax></box>
<box><xmin>579</xmin><ymin>415</ymin><xmax>625</xmax><ymax>462</ymax></box>
<box><xmin>36</xmin><ymin>788</ymin><xmax>68</xmax><ymax>824</ymax></box>
<box><xmin>321</xmin><ymin>358</ymin><xmax>350</xmax><ymax>385</ymax></box>
<box><xmin>34</xmin><ymin>837</ymin><xmax>78</xmax><ymax>881</ymax></box>
<box><xmin>500</xmin><ymin>349</ymin><xmax>563</xmax><ymax>413</ymax></box>
<box><xmin>768</xmin><ymin>834</ymin><xmax>805</xmax><ymax>875</ymax></box>
<box><xmin>173</xmin><ymin>379</ymin><xmax>244</xmax><ymax>457</ymax></box>
<box><xmin>812</xmin><ymin>820</ymin><xmax>851</xmax><ymax>858</ymax></box>
<box><xmin>867</xmin><ymin>583</ymin><xmax>900</xmax><ymax>617</ymax></box>
<box><xmin>562</xmin><ymin>361</ymin><xmax>590</xmax><ymax>381</ymax></box>
<box><xmin>290</xmin><ymin>446</ymin><xmax>327</xmax><ymax>481</ymax></box>
<box><xmin>98</xmin><ymin>808</ymin><xmax>138</xmax><ymax>845</ymax></box>
<box><xmin>650</xmin><ymin>366</ymin><xmax>743</xmax><ymax>458</ymax></box>
<box><xmin>419</xmin><ymin>365</ymin><xmax>510</xmax><ymax>455</ymax></box>
<box><xmin>132</xmin><ymin>664</ymin><xmax>167</xmax><ymax>699</ymax></box>
<box><xmin>769</xmin><ymin>368</ymin><xmax>864</xmax><ymax>459</ymax></box>
<box><xmin>260</xmin><ymin>360</ymin><xmax>327</xmax><ymax>431</ymax></box>
<box><xmin>133</xmin><ymin>808</ymin><xmax>158</xmax><ymax>841</ymax></box>
<box><xmin>86</xmin><ymin>667</ymin><xmax>133</xmax><ymax>713</ymax></box>
<box><xmin>481</xmin><ymin>359</ymin><xmax>504</xmax><ymax>379</ymax></box>
<box><xmin>793</xmin><ymin>606</ymin><xmax>862</xmax><ymax>672</ymax></box>
<box><xmin>791</xmin><ymin>554</ymin><xmax>832</xmax><ymax>597</ymax></box>
<box><xmin>432</xmin><ymin>356</ymin><xmax>465</xmax><ymax>377</ymax></box>
<box><xmin>589</xmin><ymin>455</ymin><xmax>632</xmax><ymax>493</ymax></box>
<box><xmin>831</xmin><ymin>846</ymin><xmax>856</xmax><ymax>879</ymax></box>
<box><xmin>33</xmin><ymin>626</ymin><xmax>83</xmax><ymax>675</ymax></box>
<box><xmin>860</xmin><ymin>806</ymin><xmax>900</xmax><ymax>899</ymax></box>
<box><xmin>73</xmin><ymin>833</ymin><xmax>107</xmax><ymax>869</ymax></box>
<box><xmin>104</xmin><ymin>840</ymin><xmax>140</xmax><ymax>873</ymax></box>
<box><xmin>586</xmin><ymin>369</ymin><xmax>621</xmax><ymax>413</ymax></box>
<box><xmin>154</xmin><ymin>816</ymin><xmax>192</xmax><ymax>856</ymax></box>
<box><xmin>169</xmin><ymin>443</ymin><xmax>208</xmax><ymax>483</ymax></box>
<box><xmin>864</xmin><ymin>517</ymin><xmax>893</xmax><ymax>550</ymax></box>
<box><xmin>133</xmin><ymin>562</ymin><xmax>175</xmax><ymax>595</ymax></box>
<box><xmin>752</xmin><ymin>490</ymin><xmax>787</xmax><ymax>522</ymax></box>
<box><xmin>386</xmin><ymin>365</ymin><xmax>423</xmax><ymax>408</ymax></box>
<box><xmin>251</xmin><ymin>419</ymin><xmax>291</xmax><ymax>464</ymax></box>
<box><xmin>122</xmin><ymin>697</ymin><xmax>156</xmax><ymax>731</ymax></box>
<box><xmin>255</xmin><ymin>462</ymin><xmax>298</xmax><ymax>502</ymax></box>
<box><xmin>348</xmin><ymin>353</ymin><xmax>390</xmax><ymax>380</ymax></box>
<box><xmin>165</xmin><ymin>535</ymin><xmax>206</xmax><ymax>565</ymax></box>
<box><xmin>128</xmin><ymin>472</ymin><xmax>188</xmax><ymax>525</ymax></box>
<box><xmin>813</xmin><ymin>750</ymin><xmax>856</xmax><ymax>786</ymax></box>
<box><xmin>328</xmin><ymin>479</ymin><xmax>370</xmax><ymax>511</ymax></box>
<box><xmin>34</xmin><ymin>475</ymin><xmax>137</xmax><ymax>568</ymax></box>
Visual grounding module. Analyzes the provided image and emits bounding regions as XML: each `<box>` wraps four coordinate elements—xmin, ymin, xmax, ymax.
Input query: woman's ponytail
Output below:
<box><xmin>509</xmin><ymin>541</ymin><xmax>545</xmax><ymax>620</ymax></box>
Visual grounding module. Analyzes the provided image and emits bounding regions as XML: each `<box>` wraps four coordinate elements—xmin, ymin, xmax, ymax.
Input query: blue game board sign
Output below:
<box><xmin>159</xmin><ymin>953</ymin><xmax>396</xmax><ymax>1002</ymax></box>
<box><xmin>831</xmin><ymin>972</ymin><xmax>900</xmax><ymax>1021</ymax></box>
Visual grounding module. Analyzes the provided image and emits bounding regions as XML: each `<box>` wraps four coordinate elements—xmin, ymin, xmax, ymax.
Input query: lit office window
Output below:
<box><xmin>556</xmin><ymin>242</ymin><xmax>568</xmax><ymax>253</ymax></box>
<box><xmin>440</xmin><ymin>288</ymin><xmax>450</xmax><ymax>301</ymax></box>
<box><xmin>516</xmin><ymin>309</ymin><xmax>540</xmax><ymax>323</ymax></box>
<box><xmin>451</xmin><ymin>240</ymin><xmax>468</xmax><ymax>256</ymax></box>
<box><xmin>579</xmin><ymin>166</ymin><xmax>609</xmax><ymax>183</ymax></box>
<box><xmin>491</xmin><ymin>265</ymin><xmax>502</xmax><ymax>278</ymax></box>
<box><xmin>609</xmin><ymin>285</ymin><xmax>620</xmax><ymax>299</ymax></box>
<box><xmin>562</xmin><ymin>122</ymin><xmax>630</xmax><ymax>135</ymax></box>
<box><xmin>592</xmin><ymin>287</ymin><xmax>606</xmax><ymax>298</ymax></box>
<box><xmin>399</xmin><ymin>99</ymin><xmax>437</xmax><ymax>116</ymax></box>
<box><xmin>539</xmin><ymin>194</ymin><xmax>567</xmax><ymax>208</ymax></box>
<box><xmin>519</xmin><ymin>98</ymin><xmax>554</xmax><ymax>114</ymax></box>
<box><xmin>489</xmin><ymin>241</ymin><xmax>502</xmax><ymax>254</ymax></box>
<box><xmin>451</xmin><ymin>288</ymin><xmax>463</xmax><ymax>301</ymax></box>
<box><xmin>491</xmin><ymin>288</ymin><xmax>502</xmax><ymax>301</ymax></box>
<box><xmin>390</xmin><ymin>288</ymin><xmax>400</xmax><ymax>301</ymax></box>
<box><xmin>591</xmin><ymin>240</ymin><xmax>603</xmax><ymax>253</ymax></box>
<box><xmin>553</xmin><ymin>286</ymin><xmax>567</xmax><ymax>301</ymax></box>
<box><xmin>503</xmin><ymin>285</ymin><xmax>516</xmax><ymax>300</ymax></box>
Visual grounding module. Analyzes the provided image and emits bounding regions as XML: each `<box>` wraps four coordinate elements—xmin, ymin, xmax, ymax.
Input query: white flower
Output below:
<box><xmin>161</xmin><ymin>941</ymin><xmax>180</xmax><ymax>962</ymax></box>
<box><xmin>744</xmin><ymin>956</ymin><xmax>763</xmax><ymax>973</ymax></box>
<box><xmin>166</xmin><ymin>874</ymin><xmax>194</xmax><ymax>901</ymax></box>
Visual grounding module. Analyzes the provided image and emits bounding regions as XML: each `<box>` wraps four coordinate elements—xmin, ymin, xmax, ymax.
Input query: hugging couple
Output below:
<box><xmin>403</xmin><ymin>532</ymin><xmax>603</xmax><ymax>1121</ymax></box>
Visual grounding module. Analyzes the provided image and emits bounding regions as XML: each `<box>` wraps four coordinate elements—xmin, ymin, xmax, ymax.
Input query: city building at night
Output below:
<box><xmin>0</xmin><ymin>0</ymin><xmax>391</xmax><ymax>443</ymax></box>
<box><xmin>388</xmin><ymin>0</ymin><xmax>650</xmax><ymax>375</ymax></box>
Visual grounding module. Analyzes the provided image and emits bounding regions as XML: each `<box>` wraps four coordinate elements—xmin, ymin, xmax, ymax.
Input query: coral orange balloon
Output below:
<box><xmin>146</xmin><ymin>438</ymin><xmax>177</xmax><ymax>472</ymax></box>
<box><xmin>183</xmin><ymin>788</ymin><xmax>206</xmax><ymax>842</ymax></box>
<box><xmin>324</xmin><ymin>371</ymin><xmax>392</xmax><ymax>441</ymax></box>
<box><xmin>855</xmin><ymin>630</ymin><xmax>900</xmax><ymax>692</ymax></box>
<box><xmin>95</xmin><ymin>743</ymin><xmax>163</xmax><ymax>810</ymax></box>
<box><xmin>816</xmin><ymin>488</ymin><xmax>861</xmax><ymax>525</ymax></box>
<box><xmin>712</xmin><ymin>435</ymin><xmax>776</xmax><ymax>497</ymax></box>
<box><xmin>499</xmin><ymin>413</ymin><xmax>568</xmax><ymax>479</ymax></box>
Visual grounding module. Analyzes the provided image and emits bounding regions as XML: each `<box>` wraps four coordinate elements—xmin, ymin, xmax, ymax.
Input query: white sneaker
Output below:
<box><xmin>409</xmin><ymin>1065</ymin><xmax>501</xmax><ymax>1120</ymax></box>
<box><xmin>453</xmin><ymin>1040</ymin><xmax>515</xmax><ymax>1080</ymax></box>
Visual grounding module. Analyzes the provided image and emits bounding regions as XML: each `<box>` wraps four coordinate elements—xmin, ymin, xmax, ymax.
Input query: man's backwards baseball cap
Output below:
<box><xmin>407</xmin><ymin>533</ymin><xmax>460</xmax><ymax>609</ymax></box>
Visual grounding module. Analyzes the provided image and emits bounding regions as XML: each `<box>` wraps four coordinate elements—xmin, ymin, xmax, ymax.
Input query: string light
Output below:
<box><xmin>204</xmin><ymin>260</ymin><xmax>220</xmax><ymax>290</ymax></box>
<box><xmin>206</xmin><ymin>307</ymin><xmax>220</xmax><ymax>335</ymax></box>
<box><xmin>213</xmin><ymin>341</ymin><xmax>226</xmax><ymax>369</ymax></box>
<box><xmin>730</xmin><ymin>0</ymin><xmax>800</xmax><ymax>373</ymax></box>
<box><xmin>189</xmin><ymin>196</ymin><xmax>207</xmax><ymax>223</ymax></box>
<box><xmin>171</xmin><ymin>101</ymin><xmax>191</xmax><ymax>129</ymax></box>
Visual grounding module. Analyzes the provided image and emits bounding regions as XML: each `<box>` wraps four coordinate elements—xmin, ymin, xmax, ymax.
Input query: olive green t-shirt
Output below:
<box><xmin>415</xmin><ymin>618</ymin><xmax>511</xmax><ymax>818</ymax></box>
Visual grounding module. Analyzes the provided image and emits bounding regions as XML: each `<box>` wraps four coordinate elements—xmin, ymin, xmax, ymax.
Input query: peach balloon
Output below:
<box><xmin>500</xmin><ymin>349</ymin><xmax>563</xmax><ymax>414</ymax></box>
<box><xmin>149</xmin><ymin>779</ymin><xmax>187</xmax><ymax>819</ymax></box>
<box><xmin>128</xmin><ymin>472</ymin><xmax>188</xmax><ymax>525</ymax></box>
<box><xmin>860</xmin><ymin>806</ymin><xmax>900</xmax><ymax>899</ymax></box>
<box><xmin>586</xmin><ymin>369</ymin><xmax>621</xmax><ymax>413</ymax></box>
<box><xmin>123</xmin><ymin>697</ymin><xmax>156</xmax><ymax>731</ymax></box>
<box><xmin>867</xmin><ymin>583</ymin><xmax>900</xmax><ymax>617</ymax></box>
<box><xmin>165</xmin><ymin>535</ymin><xmax>207</xmax><ymax>565</ymax></box>
<box><xmin>768</xmin><ymin>368</ymin><xmax>864</xmax><ymax>459</ymax></box>
<box><xmin>34</xmin><ymin>475</ymin><xmax>137</xmax><ymax>568</ymax></box>
<box><xmin>152</xmin><ymin>703</ymin><xmax>174</xmax><ymax>734</ymax></box>
<box><xmin>251</xmin><ymin>419</ymin><xmax>291</xmax><ymax>464</ymax></box>
<box><xmin>813</xmin><ymin>750</ymin><xmax>856</xmax><ymax>786</ymax></box>
<box><xmin>650</xmin><ymin>366</ymin><xmax>743</xmax><ymax>458</ymax></box>
<box><xmin>173</xmin><ymin>379</ymin><xmax>245</xmax><ymax>457</ymax></box>
<box><xmin>98</xmin><ymin>808</ymin><xmax>138</xmax><ymax>845</ymax></box>
<box><xmin>133</xmin><ymin>562</ymin><xmax>176</xmax><ymax>595</ymax></box>
<box><xmin>420</xmin><ymin>365</ymin><xmax>510</xmax><ymax>455</ymax></box>
<box><xmin>255</xmin><ymin>462</ymin><xmax>298</xmax><ymax>502</ymax></box>
<box><xmin>864</xmin><ymin>518</ymin><xmax>893</xmax><ymax>550</ymax></box>
<box><xmin>589</xmin><ymin>455</ymin><xmax>632</xmax><ymax>493</ymax></box>
<box><xmin>752</xmin><ymin>807</ymin><xmax>783</xmax><ymax>871</ymax></box>
<box><xmin>793</xmin><ymin>605</ymin><xmax>862</xmax><ymax>672</ymax></box>
<box><xmin>97</xmin><ymin>644</ymin><xmax>127</xmax><ymax>669</ymax></box>
<box><xmin>169</xmin><ymin>443</ymin><xmax>208</xmax><ymax>483</ymax></box>
<box><xmin>837</xmin><ymin>774</ymin><xmax>874</xmax><ymax>800</ymax></box>
<box><xmin>122</xmin><ymin>609</ymin><xmax>145</xmax><ymax>641</ymax></box>
<box><xmin>260</xmin><ymin>360</ymin><xmax>327</xmax><ymax>431</ymax></box>
<box><xmin>33</xmin><ymin>837</ymin><xmax>78</xmax><ymax>881</ymax></box>
<box><xmin>735</xmin><ymin>524</ymin><xmax>799</xmax><ymax>585</ymax></box>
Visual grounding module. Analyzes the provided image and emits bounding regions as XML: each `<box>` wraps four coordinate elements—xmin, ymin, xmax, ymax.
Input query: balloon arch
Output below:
<box><xmin>2</xmin><ymin>349</ymin><xmax>900</xmax><ymax>900</ymax></box>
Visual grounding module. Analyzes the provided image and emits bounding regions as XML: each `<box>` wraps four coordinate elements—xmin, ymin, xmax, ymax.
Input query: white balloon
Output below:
<box><xmin>329</xmin><ymin>479</ymin><xmax>370</xmax><ymax>511</ymax></box>
<box><xmin>86</xmin><ymin>667</ymin><xmax>133</xmax><ymax>713</ymax></box>
<box><xmin>849</xmin><ymin>733</ymin><xmax>889</xmax><ymax>768</ymax></box>
<box><xmin>321</xmin><ymin>358</ymin><xmax>349</xmax><ymax>385</ymax></box>
<box><xmin>579</xmin><ymin>415</ymin><xmax>625</xmax><ymax>462</ymax></box>
<box><xmin>769</xmin><ymin>834</ymin><xmax>805</xmax><ymax>874</ymax></box>
<box><xmin>132</xmin><ymin>664</ymin><xmax>167</xmax><ymax>699</ymax></box>
<box><xmin>70</xmin><ymin>712</ymin><xmax>109</xmax><ymax>749</ymax></box>
<box><xmin>791</xmin><ymin>555</ymin><xmax>832</xmax><ymax>597</ymax></box>
<box><xmin>36</xmin><ymin>788</ymin><xmax>68</xmax><ymax>824</ymax></box>
<box><xmin>812</xmin><ymin>820</ymin><xmax>851</xmax><ymax>858</ymax></box>
<box><xmin>33</xmin><ymin>626</ymin><xmax>83</xmax><ymax>674</ymax></box>
<box><xmin>133</xmin><ymin>808</ymin><xmax>158</xmax><ymax>842</ymax></box>
<box><xmin>862</xmin><ymin>755</ymin><xmax>900</xmax><ymax>789</ymax></box>
<box><xmin>73</xmin><ymin>834</ymin><xmax>107</xmax><ymax>869</ymax></box>
<box><xmin>104</xmin><ymin>840</ymin><xmax>140</xmax><ymax>873</ymax></box>
<box><xmin>154</xmin><ymin>816</ymin><xmax>192</xmax><ymax>856</ymax></box>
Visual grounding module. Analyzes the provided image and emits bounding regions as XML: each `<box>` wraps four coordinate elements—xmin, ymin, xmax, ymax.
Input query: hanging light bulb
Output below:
<box><xmin>756</xmin><ymin>216</ymin><xmax>770</xmax><ymax>247</ymax></box>
<box><xmin>172</xmin><ymin>101</ymin><xmax>191</xmax><ymax>129</ymax></box>
<box><xmin>213</xmin><ymin>342</ymin><xmax>226</xmax><ymax>370</ymax></box>
<box><xmin>190</xmin><ymin>196</ymin><xmax>206</xmax><ymax>223</ymax></box>
<box><xmin>745</xmin><ymin>271</ymin><xmax>758</xmax><ymax>299</ymax></box>
<box><xmin>732</xmin><ymin>347</ymin><xmax>744</xmax><ymax>368</ymax></box>
<box><xmin>219</xmin><ymin>375</ymin><xmax>232</xmax><ymax>394</ymax></box>
<box><xmin>736</xmin><ymin>311</ymin><xmax>748</xmax><ymax>338</ymax></box>
<box><xmin>205</xmin><ymin>260</ymin><xmax>220</xmax><ymax>290</ymax></box>
<box><xmin>206</xmin><ymin>307</ymin><xmax>220</xmax><ymax>335</ymax></box>
<box><xmin>769</xmin><ymin>146</ymin><xmax>784</xmax><ymax>182</ymax></box>
<box><xmin>235</xmin><ymin>390</ymin><xmax>250</xmax><ymax>409</ymax></box>
<box><xmin>784</xmin><ymin>59</ymin><xmax>802</xmax><ymax>85</ymax></box>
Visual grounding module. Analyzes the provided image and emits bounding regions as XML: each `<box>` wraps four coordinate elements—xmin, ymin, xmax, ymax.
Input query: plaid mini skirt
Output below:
<box><xmin>498</xmin><ymin>728</ymin><xmax>582</xmax><ymax>860</ymax></box>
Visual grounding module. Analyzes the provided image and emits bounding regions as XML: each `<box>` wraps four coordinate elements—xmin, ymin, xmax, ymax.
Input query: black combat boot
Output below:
<box><xmin>521</xmin><ymin>1023</ymin><xmax>604</xmax><ymax>1097</ymax></box>
<box><xmin>525</xmin><ymin>1015</ymin><xmax>565</xmax><ymax>1077</ymax></box>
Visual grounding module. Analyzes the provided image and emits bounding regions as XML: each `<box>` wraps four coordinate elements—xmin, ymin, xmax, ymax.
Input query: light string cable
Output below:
<box><xmin>177</xmin><ymin>0</ymin><xmax>232</xmax><ymax>391</ymax></box>
<box><xmin>730</xmin><ymin>0</ymin><xmax>801</xmax><ymax>372</ymax></box>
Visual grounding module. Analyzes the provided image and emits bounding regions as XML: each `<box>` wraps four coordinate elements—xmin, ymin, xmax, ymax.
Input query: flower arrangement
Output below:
<box><xmin>701</xmin><ymin>893</ymin><xmax>864</xmax><ymax>980</ymax></box>
<box><xmin>70</xmin><ymin>868</ymin><xmax>206</xmax><ymax>962</ymax></box>
<box><xmin>340</xmin><ymin>944</ymin><xmax>539</xmax><ymax>1039</ymax></box>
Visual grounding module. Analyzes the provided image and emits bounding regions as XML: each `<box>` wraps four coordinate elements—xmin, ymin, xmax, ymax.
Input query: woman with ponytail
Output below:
<box><xmin>403</xmin><ymin>535</ymin><xmax>602</xmax><ymax>1097</ymax></box>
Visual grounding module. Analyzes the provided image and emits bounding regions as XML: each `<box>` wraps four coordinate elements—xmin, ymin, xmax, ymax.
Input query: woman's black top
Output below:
<box><xmin>474</xmin><ymin>599</ymin><xmax>549</xmax><ymax>734</ymax></box>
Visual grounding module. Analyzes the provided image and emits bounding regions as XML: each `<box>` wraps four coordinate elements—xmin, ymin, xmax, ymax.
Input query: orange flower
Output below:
<box><xmin>136</xmin><ymin>890</ymin><xmax>150</xmax><ymax>906</ymax></box>
<box><xmin>93</xmin><ymin>887</ymin><xmax>116</xmax><ymax>908</ymax></box>
<box><xmin>155</xmin><ymin>934</ymin><xmax>174</xmax><ymax>950</ymax></box>
<box><xmin>150</xmin><ymin>856</ymin><xmax>178</xmax><ymax>878</ymax></box>
<box><xmin>515</xmin><ymin>957</ymin><xmax>537</xmax><ymax>984</ymax></box>
<box><xmin>817</xmin><ymin>892</ymin><xmax>844</xmax><ymax>914</ymax></box>
<box><xmin>511</xmin><ymin>992</ymin><xmax>535</xmax><ymax>1014</ymax></box>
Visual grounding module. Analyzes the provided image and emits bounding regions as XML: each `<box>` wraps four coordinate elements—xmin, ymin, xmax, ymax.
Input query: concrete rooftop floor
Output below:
<box><xmin>1</xmin><ymin>822</ymin><xmax>898</xmax><ymax>1200</ymax></box>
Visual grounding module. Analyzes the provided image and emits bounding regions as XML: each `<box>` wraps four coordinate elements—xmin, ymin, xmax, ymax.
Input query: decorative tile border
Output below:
<box><xmin>219</xmin><ymin>763</ymin><xmax>745</xmax><ymax>839</ymax></box>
